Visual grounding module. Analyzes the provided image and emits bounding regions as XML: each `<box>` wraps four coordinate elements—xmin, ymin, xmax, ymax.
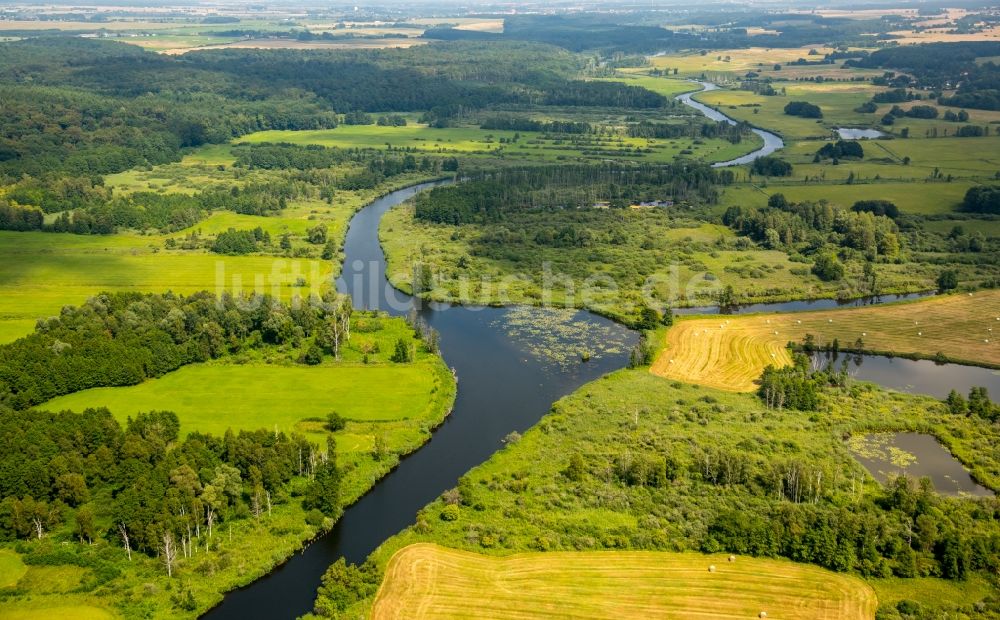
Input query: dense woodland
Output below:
<box><xmin>0</xmin><ymin>38</ymin><xmax>664</xmax><ymax>180</ymax></box>
<box><xmin>0</xmin><ymin>406</ymin><xmax>338</xmax><ymax>568</ymax></box>
<box><xmin>413</xmin><ymin>162</ymin><xmax>726</xmax><ymax>225</ymax></box>
<box><xmin>0</xmin><ymin>145</ymin><xmax>443</xmax><ymax>234</ymax></box>
<box><xmin>723</xmin><ymin>193</ymin><xmax>903</xmax><ymax>264</ymax></box>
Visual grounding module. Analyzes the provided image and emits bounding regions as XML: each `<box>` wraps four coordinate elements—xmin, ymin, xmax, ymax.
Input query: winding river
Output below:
<box><xmin>676</xmin><ymin>81</ymin><xmax>785</xmax><ymax>167</ymax></box>
<box><xmin>203</xmin><ymin>92</ymin><xmax>994</xmax><ymax>617</ymax></box>
<box><xmin>202</xmin><ymin>182</ymin><xmax>637</xmax><ymax>619</ymax></box>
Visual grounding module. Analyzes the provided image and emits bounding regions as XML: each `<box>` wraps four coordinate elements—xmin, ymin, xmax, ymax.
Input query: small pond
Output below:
<box><xmin>848</xmin><ymin>432</ymin><xmax>993</xmax><ymax>497</ymax></box>
<box><xmin>835</xmin><ymin>127</ymin><xmax>886</xmax><ymax>139</ymax></box>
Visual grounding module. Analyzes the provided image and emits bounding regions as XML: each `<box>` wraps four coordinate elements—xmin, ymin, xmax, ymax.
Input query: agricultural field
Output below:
<box><xmin>372</xmin><ymin>543</ymin><xmax>878</xmax><ymax>620</ymax></box>
<box><xmin>239</xmin><ymin>123</ymin><xmax>762</xmax><ymax>166</ymax></box>
<box><xmin>652</xmin><ymin>290</ymin><xmax>1000</xmax><ymax>391</ymax></box>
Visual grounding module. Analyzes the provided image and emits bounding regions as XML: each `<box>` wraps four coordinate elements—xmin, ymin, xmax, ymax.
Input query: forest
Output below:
<box><xmin>412</xmin><ymin>162</ymin><xmax>726</xmax><ymax>225</ymax></box>
<box><xmin>0</xmin><ymin>38</ymin><xmax>665</xmax><ymax>180</ymax></box>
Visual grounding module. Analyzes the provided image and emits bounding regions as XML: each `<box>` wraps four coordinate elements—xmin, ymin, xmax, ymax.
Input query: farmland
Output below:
<box><xmin>652</xmin><ymin>291</ymin><xmax>1000</xmax><ymax>391</ymax></box>
<box><xmin>372</xmin><ymin>543</ymin><xmax>877</xmax><ymax>620</ymax></box>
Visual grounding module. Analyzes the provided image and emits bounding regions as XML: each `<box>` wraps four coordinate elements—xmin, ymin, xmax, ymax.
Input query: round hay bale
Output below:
<box><xmin>708</xmin><ymin>565</ymin><xmax>716</xmax><ymax>572</ymax></box>
<box><xmin>728</xmin><ymin>555</ymin><xmax>735</xmax><ymax>562</ymax></box>
<box><xmin>759</xmin><ymin>612</ymin><xmax>767</xmax><ymax>619</ymax></box>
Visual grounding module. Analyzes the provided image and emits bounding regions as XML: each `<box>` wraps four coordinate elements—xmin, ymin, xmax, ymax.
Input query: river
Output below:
<box><xmin>203</xmin><ymin>111</ymin><xmax>990</xmax><ymax>616</ymax></box>
<box><xmin>676</xmin><ymin>81</ymin><xmax>785</xmax><ymax>167</ymax></box>
<box><xmin>201</xmin><ymin>182</ymin><xmax>637</xmax><ymax>619</ymax></box>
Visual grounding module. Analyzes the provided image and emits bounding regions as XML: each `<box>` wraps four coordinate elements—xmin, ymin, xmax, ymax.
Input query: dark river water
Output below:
<box><xmin>202</xmin><ymin>182</ymin><xmax>637</xmax><ymax>619</ymax></box>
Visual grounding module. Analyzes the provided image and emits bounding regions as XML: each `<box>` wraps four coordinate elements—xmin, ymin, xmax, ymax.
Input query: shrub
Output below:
<box><xmin>212</xmin><ymin>228</ymin><xmax>258</xmax><ymax>255</ymax></box>
<box><xmin>784</xmin><ymin>101</ymin><xmax>822</xmax><ymax>118</ymax></box>
<box><xmin>751</xmin><ymin>156</ymin><xmax>793</xmax><ymax>177</ymax></box>
<box><xmin>962</xmin><ymin>185</ymin><xmax>1000</xmax><ymax>214</ymax></box>
<box><xmin>811</xmin><ymin>252</ymin><xmax>845</xmax><ymax>281</ymax></box>
<box><xmin>904</xmin><ymin>105</ymin><xmax>938</xmax><ymax>119</ymax></box>
<box><xmin>817</xmin><ymin>140</ymin><xmax>864</xmax><ymax>160</ymax></box>
<box><xmin>851</xmin><ymin>199</ymin><xmax>899</xmax><ymax>219</ymax></box>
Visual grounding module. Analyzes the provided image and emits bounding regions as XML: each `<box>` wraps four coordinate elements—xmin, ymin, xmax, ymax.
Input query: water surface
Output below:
<box><xmin>835</xmin><ymin>127</ymin><xmax>886</xmax><ymax>139</ymax></box>
<box><xmin>813</xmin><ymin>352</ymin><xmax>1000</xmax><ymax>400</ymax></box>
<box><xmin>675</xmin><ymin>82</ymin><xmax>785</xmax><ymax>167</ymax></box>
<box><xmin>848</xmin><ymin>432</ymin><xmax>992</xmax><ymax>496</ymax></box>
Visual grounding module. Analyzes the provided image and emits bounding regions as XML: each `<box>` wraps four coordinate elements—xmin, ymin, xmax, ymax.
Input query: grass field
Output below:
<box><xmin>372</xmin><ymin>543</ymin><xmax>877</xmax><ymax>619</ymax></box>
<box><xmin>0</xmin><ymin>549</ymin><xmax>27</xmax><ymax>588</ymax></box>
<box><xmin>0</xmin><ymin>602</ymin><xmax>114</xmax><ymax>620</ymax></box>
<box><xmin>690</xmin><ymin>80</ymin><xmax>1000</xmax><ymax>150</ymax></box>
<box><xmin>652</xmin><ymin>290</ymin><xmax>1000</xmax><ymax>391</ymax></box>
<box><xmin>0</xmin><ymin>230</ymin><xmax>331</xmax><ymax>343</ymax></box>
<box><xmin>41</xmin><ymin>362</ymin><xmax>443</xmax><ymax>435</ymax></box>
<box><xmin>239</xmin><ymin>123</ymin><xmax>761</xmax><ymax>166</ymax></box>
<box><xmin>0</xmin><ymin>547</ymin><xmax>114</xmax><ymax>619</ymax></box>
<box><xmin>720</xmin><ymin>181</ymin><xmax>974</xmax><ymax>216</ymax></box>
<box><xmin>36</xmin><ymin>310</ymin><xmax>456</xmax><ymax>504</ymax></box>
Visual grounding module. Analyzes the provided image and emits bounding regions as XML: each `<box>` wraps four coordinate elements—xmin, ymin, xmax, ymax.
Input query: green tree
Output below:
<box><xmin>812</xmin><ymin>252</ymin><xmax>845</xmax><ymax>281</ymax></box>
<box><xmin>936</xmin><ymin>270</ymin><xmax>958</xmax><ymax>291</ymax></box>
<box><xmin>305</xmin><ymin>437</ymin><xmax>340</xmax><ymax>515</ymax></box>
<box><xmin>390</xmin><ymin>337</ymin><xmax>411</xmax><ymax>363</ymax></box>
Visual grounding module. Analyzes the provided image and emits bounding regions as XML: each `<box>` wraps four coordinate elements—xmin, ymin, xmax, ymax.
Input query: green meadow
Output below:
<box><xmin>238</xmin><ymin>123</ymin><xmax>761</xmax><ymax>166</ymax></box>
<box><xmin>37</xmin><ymin>309</ymin><xmax>457</xmax><ymax>507</ymax></box>
<box><xmin>42</xmin><ymin>362</ymin><xmax>443</xmax><ymax>436</ymax></box>
<box><xmin>720</xmin><ymin>181</ymin><xmax>973</xmax><ymax>216</ymax></box>
<box><xmin>0</xmin><ymin>230</ymin><xmax>331</xmax><ymax>343</ymax></box>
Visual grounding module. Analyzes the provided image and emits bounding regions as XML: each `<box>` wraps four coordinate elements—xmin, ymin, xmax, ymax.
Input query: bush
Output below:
<box><xmin>962</xmin><ymin>185</ymin><xmax>1000</xmax><ymax>214</ymax></box>
<box><xmin>751</xmin><ymin>156</ymin><xmax>793</xmax><ymax>177</ymax></box>
<box><xmin>811</xmin><ymin>252</ymin><xmax>845</xmax><ymax>281</ymax></box>
<box><xmin>904</xmin><ymin>105</ymin><xmax>938</xmax><ymax>119</ymax></box>
<box><xmin>325</xmin><ymin>412</ymin><xmax>346</xmax><ymax>432</ymax></box>
<box><xmin>212</xmin><ymin>228</ymin><xmax>258</xmax><ymax>255</ymax></box>
<box><xmin>440</xmin><ymin>504</ymin><xmax>460</xmax><ymax>521</ymax></box>
<box><xmin>937</xmin><ymin>269</ymin><xmax>958</xmax><ymax>291</ymax></box>
<box><xmin>784</xmin><ymin>101</ymin><xmax>823</xmax><ymax>118</ymax></box>
<box><xmin>817</xmin><ymin>140</ymin><xmax>864</xmax><ymax>160</ymax></box>
<box><xmin>851</xmin><ymin>199</ymin><xmax>898</xmax><ymax>218</ymax></box>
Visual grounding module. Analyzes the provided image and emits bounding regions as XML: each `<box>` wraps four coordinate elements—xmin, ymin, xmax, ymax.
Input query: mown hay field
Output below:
<box><xmin>652</xmin><ymin>290</ymin><xmax>1000</xmax><ymax>391</ymax></box>
<box><xmin>371</xmin><ymin>543</ymin><xmax>877</xmax><ymax>620</ymax></box>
